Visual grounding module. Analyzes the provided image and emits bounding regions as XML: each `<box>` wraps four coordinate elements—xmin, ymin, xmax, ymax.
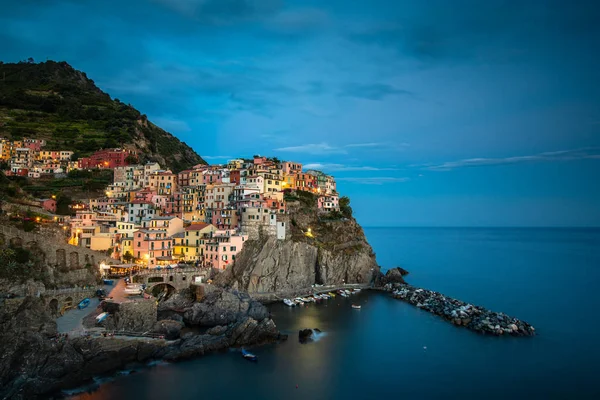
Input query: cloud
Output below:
<box><xmin>338</xmin><ymin>83</ymin><xmax>414</xmax><ymax>101</ymax></box>
<box><xmin>202</xmin><ymin>155</ymin><xmax>234</xmax><ymax>160</ymax></box>
<box><xmin>274</xmin><ymin>143</ymin><xmax>347</xmax><ymax>154</ymax></box>
<box><xmin>337</xmin><ymin>177</ymin><xmax>410</xmax><ymax>185</ymax></box>
<box><xmin>303</xmin><ymin>163</ymin><xmax>398</xmax><ymax>172</ymax></box>
<box><xmin>274</xmin><ymin>142</ymin><xmax>404</xmax><ymax>155</ymax></box>
<box><xmin>419</xmin><ymin>148</ymin><xmax>600</xmax><ymax>171</ymax></box>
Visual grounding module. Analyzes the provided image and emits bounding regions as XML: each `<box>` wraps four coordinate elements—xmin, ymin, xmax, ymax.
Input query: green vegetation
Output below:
<box><xmin>0</xmin><ymin>60</ymin><xmax>205</xmax><ymax>171</ymax></box>
<box><xmin>339</xmin><ymin>196</ymin><xmax>352</xmax><ymax>218</ymax></box>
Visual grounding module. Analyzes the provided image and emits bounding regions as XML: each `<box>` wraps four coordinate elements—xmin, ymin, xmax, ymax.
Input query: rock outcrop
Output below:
<box><xmin>215</xmin><ymin>216</ymin><xmax>379</xmax><ymax>294</ymax></box>
<box><xmin>0</xmin><ymin>294</ymin><xmax>282</xmax><ymax>399</ymax></box>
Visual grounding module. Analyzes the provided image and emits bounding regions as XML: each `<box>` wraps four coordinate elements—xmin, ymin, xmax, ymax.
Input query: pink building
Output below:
<box><xmin>202</xmin><ymin>170</ymin><xmax>223</xmax><ymax>185</ymax></box>
<box><xmin>318</xmin><ymin>194</ymin><xmax>340</xmax><ymax>212</ymax></box>
<box><xmin>204</xmin><ymin>233</ymin><xmax>248</xmax><ymax>270</ymax></box>
<box><xmin>37</xmin><ymin>198</ymin><xmax>57</xmax><ymax>213</ymax></box>
<box><xmin>133</xmin><ymin>229</ymin><xmax>173</xmax><ymax>267</ymax></box>
<box><xmin>281</xmin><ymin>161</ymin><xmax>302</xmax><ymax>175</ymax></box>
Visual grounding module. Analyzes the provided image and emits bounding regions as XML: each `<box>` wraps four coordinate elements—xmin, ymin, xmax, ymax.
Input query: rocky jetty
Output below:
<box><xmin>384</xmin><ymin>283</ymin><xmax>535</xmax><ymax>336</ymax></box>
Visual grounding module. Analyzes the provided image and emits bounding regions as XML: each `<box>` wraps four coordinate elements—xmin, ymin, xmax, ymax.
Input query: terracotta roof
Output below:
<box><xmin>185</xmin><ymin>223</ymin><xmax>211</xmax><ymax>231</ymax></box>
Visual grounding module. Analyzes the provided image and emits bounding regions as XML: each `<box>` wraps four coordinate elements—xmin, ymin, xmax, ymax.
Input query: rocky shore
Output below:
<box><xmin>382</xmin><ymin>282</ymin><xmax>535</xmax><ymax>336</ymax></box>
<box><xmin>0</xmin><ymin>287</ymin><xmax>285</xmax><ymax>400</ymax></box>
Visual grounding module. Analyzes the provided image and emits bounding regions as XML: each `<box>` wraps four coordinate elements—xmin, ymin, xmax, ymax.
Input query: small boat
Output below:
<box><xmin>77</xmin><ymin>298</ymin><xmax>90</xmax><ymax>309</ymax></box>
<box><xmin>294</xmin><ymin>297</ymin><xmax>305</xmax><ymax>304</ymax></box>
<box><xmin>344</xmin><ymin>290</ymin><xmax>351</xmax><ymax>295</ymax></box>
<box><xmin>352</xmin><ymin>304</ymin><xmax>361</xmax><ymax>309</ymax></box>
<box><xmin>353</xmin><ymin>289</ymin><xmax>362</xmax><ymax>293</ymax></box>
<box><xmin>283</xmin><ymin>299</ymin><xmax>295</xmax><ymax>307</ymax></box>
<box><xmin>328</xmin><ymin>292</ymin><xmax>336</xmax><ymax>297</ymax></box>
<box><xmin>96</xmin><ymin>312</ymin><xmax>108</xmax><ymax>323</ymax></box>
<box><xmin>340</xmin><ymin>292</ymin><xmax>349</xmax><ymax>298</ymax></box>
<box><xmin>321</xmin><ymin>293</ymin><xmax>330</xmax><ymax>299</ymax></box>
<box><xmin>302</xmin><ymin>297</ymin><xmax>312</xmax><ymax>303</ymax></box>
<box><xmin>242</xmin><ymin>349</ymin><xmax>257</xmax><ymax>361</ymax></box>
<box><xmin>103</xmin><ymin>279</ymin><xmax>114</xmax><ymax>285</ymax></box>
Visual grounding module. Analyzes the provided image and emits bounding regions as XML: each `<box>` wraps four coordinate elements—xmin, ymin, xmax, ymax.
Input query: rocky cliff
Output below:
<box><xmin>216</xmin><ymin>200</ymin><xmax>379</xmax><ymax>295</ymax></box>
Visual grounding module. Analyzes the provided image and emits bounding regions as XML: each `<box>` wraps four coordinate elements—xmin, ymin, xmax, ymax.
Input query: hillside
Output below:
<box><xmin>0</xmin><ymin>60</ymin><xmax>205</xmax><ymax>172</ymax></box>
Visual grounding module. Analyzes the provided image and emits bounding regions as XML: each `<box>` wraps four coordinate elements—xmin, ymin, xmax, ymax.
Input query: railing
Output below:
<box><xmin>135</xmin><ymin>267</ymin><xmax>203</xmax><ymax>276</ymax></box>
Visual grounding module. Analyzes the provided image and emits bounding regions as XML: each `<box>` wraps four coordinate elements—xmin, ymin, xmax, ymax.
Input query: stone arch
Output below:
<box><xmin>91</xmin><ymin>255</ymin><xmax>95</xmax><ymax>266</ymax></box>
<box><xmin>148</xmin><ymin>276</ymin><xmax>164</xmax><ymax>283</ymax></box>
<box><xmin>150</xmin><ymin>283</ymin><xmax>176</xmax><ymax>298</ymax></box>
<box><xmin>48</xmin><ymin>298</ymin><xmax>59</xmax><ymax>315</ymax></box>
<box><xmin>182</xmin><ymin>275</ymin><xmax>187</xmax><ymax>281</ymax></box>
<box><xmin>10</xmin><ymin>237</ymin><xmax>23</xmax><ymax>248</ymax></box>
<box><xmin>63</xmin><ymin>297</ymin><xmax>73</xmax><ymax>310</ymax></box>
<box><xmin>84</xmin><ymin>254</ymin><xmax>90</xmax><ymax>264</ymax></box>
<box><xmin>56</xmin><ymin>249</ymin><xmax>66</xmax><ymax>267</ymax></box>
<box><xmin>169</xmin><ymin>275</ymin><xmax>174</xmax><ymax>282</ymax></box>
<box><xmin>69</xmin><ymin>252</ymin><xmax>79</xmax><ymax>269</ymax></box>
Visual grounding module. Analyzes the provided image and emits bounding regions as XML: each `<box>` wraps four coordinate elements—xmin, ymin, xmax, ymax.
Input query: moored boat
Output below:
<box><xmin>103</xmin><ymin>279</ymin><xmax>114</xmax><ymax>285</ymax></box>
<box><xmin>77</xmin><ymin>298</ymin><xmax>90</xmax><ymax>309</ymax></box>
<box><xmin>283</xmin><ymin>299</ymin><xmax>295</xmax><ymax>307</ymax></box>
<box><xmin>328</xmin><ymin>292</ymin><xmax>336</xmax><ymax>297</ymax></box>
<box><xmin>352</xmin><ymin>304</ymin><xmax>361</xmax><ymax>309</ymax></box>
<box><xmin>353</xmin><ymin>289</ymin><xmax>362</xmax><ymax>293</ymax></box>
<box><xmin>242</xmin><ymin>349</ymin><xmax>257</xmax><ymax>361</ymax></box>
<box><xmin>96</xmin><ymin>312</ymin><xmax>108</xmax><ymax>323</ymax></box>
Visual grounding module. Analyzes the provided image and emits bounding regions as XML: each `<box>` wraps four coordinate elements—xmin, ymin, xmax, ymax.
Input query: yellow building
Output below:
<box><xmin>183</xmin><ymin>223</ymin><xmax>216</xmax><ymax>261</ymax></box>
<box><xmin>172</xmin><ymin>232</ymin><xmax>186</xmax><ymax>261</ymax></box>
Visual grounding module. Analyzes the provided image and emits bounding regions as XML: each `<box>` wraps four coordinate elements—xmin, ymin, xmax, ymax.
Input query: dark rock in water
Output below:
<box><xmin>152</xmin><ymin>320</ymin><xmax>184</xmax><ymax>340</ymax></box>
<box><xmin>299</xmin><ymin>328</ymin><xmax>314</xmax><ymax>343</ymax></box>
<box><xmin>314</xmin><ymin>328</ymin><xmax>322</xmax><ymax>333</ymax></box>
<box><xmin>383</xmin><ymin>267</ymin><xmax>408</xmax><ymax>284</ymax></box>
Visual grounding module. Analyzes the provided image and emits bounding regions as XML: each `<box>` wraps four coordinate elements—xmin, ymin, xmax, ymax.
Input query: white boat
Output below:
<box><xmin>283</xmin><ymin>299</ymin><xmax>295</xmax><ymax>307</ymax></box>
<box><xmin>321</xmin><ymin>293</ymin><xmax>330</xmax><ymax>299</ymax></box>
<box><xmin>301</xmin><ymin>297</ymin><xmax>312</xmax><ymax>303</ymax></box>
<box><xmin>344</xmin><ymin>290</ymin><xmax>351</xmax><ymax>295</ymax></box>
<box><xmin>353</xmin><ymin>289</ymin><xmax>362</xmax><ymax>293</ymax></box>
<box><xmin>96</xmin><ymin>312</ymin><xmax>108</xmax><ymax>323</ymax></box>
<box><xmin>352</xmin><ymin>304</ymin><xmax>361</xmax><ymax>309</ymax></box>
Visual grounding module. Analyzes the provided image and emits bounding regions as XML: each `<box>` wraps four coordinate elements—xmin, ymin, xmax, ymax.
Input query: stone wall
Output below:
<box><xmin>0</xmin><ymin>225</ymin><xmax>116</xmax><ymax>268</ymax></box>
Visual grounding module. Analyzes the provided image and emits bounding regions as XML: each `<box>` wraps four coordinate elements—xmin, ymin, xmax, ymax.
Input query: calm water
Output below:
<box><xmin>70</xmin><ymin>228</ymin><xmax>600</xmax><ymax>399</ymax></box>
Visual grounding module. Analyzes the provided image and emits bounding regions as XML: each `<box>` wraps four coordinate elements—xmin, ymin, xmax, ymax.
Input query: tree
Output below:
<box><xmin>122</xmin><ymin>251</ymin><xmax>134</xmax><ymax>263</ymax></box>
<box><xmin>125</xmin><ymin>155</ymin><xmax>138</xmax><ymax>165</ymax></box>
<box><xmin>339</xmin><ymin>196</ymin><xmax>352</xmax><ymax>218</ymax></box>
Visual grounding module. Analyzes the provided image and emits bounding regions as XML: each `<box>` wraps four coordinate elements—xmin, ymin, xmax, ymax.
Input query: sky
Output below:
<box><xmin>1</xmin><ymin>0</ymin><xmax>599</xmax><ymax>227</ymax></box>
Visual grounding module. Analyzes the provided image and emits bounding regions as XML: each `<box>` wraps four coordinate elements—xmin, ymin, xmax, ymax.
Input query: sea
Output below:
<box><xmin>68</xmin><ymin>227</ymin><xmax>600</xmax><ymax>399</ymax></box>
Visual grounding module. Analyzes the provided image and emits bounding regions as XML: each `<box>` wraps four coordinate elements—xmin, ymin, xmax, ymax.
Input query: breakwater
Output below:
<box><xmin>383</xmin><ymin>283</ymin><xmax>535</xmax><ymax>336</ymax></box>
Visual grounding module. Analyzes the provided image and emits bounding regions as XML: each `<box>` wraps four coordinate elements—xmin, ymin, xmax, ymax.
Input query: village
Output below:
<box><xmin>0</xmin><ymin>137</ymin><xmax>340</xmax><ymax>273</ymax></box>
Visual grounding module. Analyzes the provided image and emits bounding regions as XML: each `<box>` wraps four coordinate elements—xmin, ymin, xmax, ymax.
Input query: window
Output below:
<box><xmin>230</xmin><ymin>246</ymin><xmax>236</xmax><ymax>251</ymax></box>
<box><xmin>137</xmin><ymin>242</ymin><xmax>141</xmax><ymax>247</ymax></box>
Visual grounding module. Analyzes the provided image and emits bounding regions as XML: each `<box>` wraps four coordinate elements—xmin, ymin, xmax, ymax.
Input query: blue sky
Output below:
<box><xmin>2</xmin><ymin>0</ymin><xmax>599</xmax><ymax>226</ymax></box>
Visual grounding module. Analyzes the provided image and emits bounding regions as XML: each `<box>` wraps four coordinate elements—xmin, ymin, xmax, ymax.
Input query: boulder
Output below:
<box><xmin>383</xmin><ymin>267</ymin><xmax>408</xmax><ymax>284</ymax></box>
<box><xmin>153</xmin><ymin>320</ymin><xmax>184</xmax><ymax>340</ymax></box>
<box><xmin>299</xmin><ymin>328</ymin><xmax>313</xmax><ymax>343</ymax></box>
<box><xmin>183</xmin><ymin>287</ymin><xmax>269</xmax><ymax>327</ymax></box>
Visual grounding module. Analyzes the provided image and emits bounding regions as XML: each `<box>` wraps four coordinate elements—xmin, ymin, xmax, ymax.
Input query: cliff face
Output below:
<box><xmin>216</xmin><ymin>215</ymin><xmax>379</xmax><ymax>294</ymax></box>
